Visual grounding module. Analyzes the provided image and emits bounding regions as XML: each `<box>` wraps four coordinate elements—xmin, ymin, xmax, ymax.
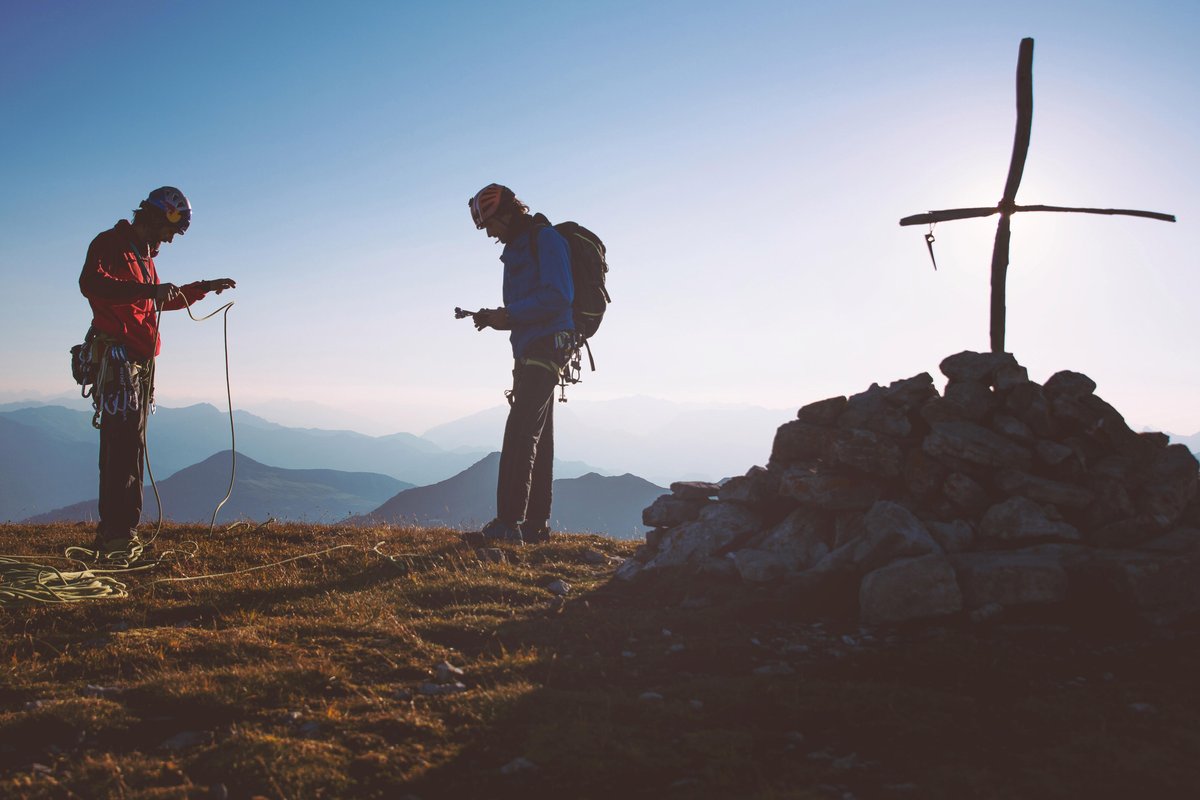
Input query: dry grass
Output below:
<box><xmin>2</xmin><ymin>521</ymin><xmax>1198</xmax><ymax>799</ymax></box>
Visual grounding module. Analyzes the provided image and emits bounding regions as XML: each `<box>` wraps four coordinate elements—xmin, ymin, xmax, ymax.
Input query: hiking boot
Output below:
<box><xmin>523</xmin><ymin>523</ymin><xmax>552</xmax><ymax>544</ymax></box>
<box><xmin>86</xmin><ymin>532</ymin><xmax>144</xmax><ymax>562</ymax></box>
<box><xmin>460</xmin><ymin>518</ymin><xmax>524</xmax><ymax>547</ymax></box>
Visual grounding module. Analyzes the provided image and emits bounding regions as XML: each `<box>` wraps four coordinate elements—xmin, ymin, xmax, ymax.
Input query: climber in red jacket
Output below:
<box><xmin>77</xmin><ymin>186</ymin><xmax>235</xmax><ymax>557</ymax></box>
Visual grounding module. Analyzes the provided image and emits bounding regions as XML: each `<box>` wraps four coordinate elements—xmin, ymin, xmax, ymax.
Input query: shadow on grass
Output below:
<box><xmin>397</xmin><ymin>558</ymin><xmax>1200</xmax><ymax>800</ymax></box>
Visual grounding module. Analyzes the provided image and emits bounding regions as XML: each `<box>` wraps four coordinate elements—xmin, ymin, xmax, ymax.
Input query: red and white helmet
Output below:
<box><xmin>468</xmin><ymin>183</ymin><xmax>516</xmax><ymax>229</ymax></box>
<box><xmin>142</xmin><ymin>186</ymin><xmax>192</xmax><ymax>234</ymax></box>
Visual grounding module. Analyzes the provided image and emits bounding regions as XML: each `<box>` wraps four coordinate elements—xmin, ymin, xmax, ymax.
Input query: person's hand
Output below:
<box><xmin>205</xmin><ymin>278</ymin><xmax>236</xmax><ymax>294</ymax></box>
<box><xmin>153</xmin><ymin>283</ymin><xmax>181</xmax><ymax>304</ymax></box>
<box><xmin>473</xmin><ymin>307</ymin><xmax>511</xmax><ymax>331</ymax></box>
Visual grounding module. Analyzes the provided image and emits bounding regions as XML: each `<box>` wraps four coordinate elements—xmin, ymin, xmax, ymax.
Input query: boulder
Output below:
<box><xmin>860</xmin><ymin>555</ymin><xmax>963</xmax><ymax>624</ymax></box>
<box><xmin>943</xmin><ymin>381</ymin><xmax>996</xmax><ymax>422</ymax></box>
<box><xmin>837</xmin><ymin>384</ymin><xmax>913</xmax><ymax>438</ymax></box>
<box><xmin>643</xmin><ymin>494</ymin><xmax>709</xmax><ymax>528</ymax></box>
<box><xmin>719</xmin><ymin>466</ymin><xmax>780</xmax><ymax>507</ymax></box>
<box><xmin>979</xmin><ymin>496</ymin><xmax>1082</xmax><ymax>545</ymax></box>
<box><xmin>797</xmin><ymin>396</ymin><xmax>848</xmax><ymax>425</ymax></box>
<box><xmin>1043</xmin><ymin>370</ymin><xmax>1097</xmax><ymax>397</ymax></box>
<box><xmin>923</xmin><ymin>421</ymin><xmax>1033</xmax><ymax>471</ymax></box>
<box><xmin>780</xmin><ymin>468</ymin><xmax>882</xmax><ymax>511</ymax></box>
<box><xmin>771</xmin><ymin>421</ymin><xmax>833</xmax><ymax>464</ymax></box>
<box><xmin>1004</xmin><ymin>382</ymin><xmax>1055</xmax><ymax>438</ymax></box>
<box><xmin>882</xmin><ymin>373</ymin><xmax>938</xmax><ymax>412</ymax></box>
<box><xmin>939</xmin><ymin>351</ymin><xmax>1018</xmax><ymax>384</ymax></box>
<box><xmin>748</xmin><ymin>507</ymin><xmax>832</xmax><ymax>571</ymax></box>
<box><xmin>825</xmin><ymin>428</ymin><xmax>903</xmax><ymax>479</ymax></box>
<box><xmin>813</xmin><ymin>500</ymin><xmax>940</xmax><ymax>576</ymax></box>
<box><xmin>927</xmin><ymin>519</ymin><xmax>975</xmax><ymax>553</ymax></box>
<box><xmin>1065</xmin><ymin>550</ymin><xmax>1200</xmax><ymax>625</ymax></box>
<box><xmin>950</xmin><ymin>549</ymin><xmax>1069</xmax><ymax>608</ymax></box>
<box><xmin>943</xmin><ymin>472</ymin><xmax>989</xmax><ymax>515</ymax></box>
<box><xmin>994</xmin><ymin>468</ymin><xmax>1096</xmax><ymax>509</ymax></box>
<box><xmin>669</xmin><ymin>481</ymin><xmax>722</xmax><ymax>501</ymax></box>
<box><xmin>1138</xmin><ymin>445</ymin><xmax>1199</xmax><ymax>528</ymax></box>
<box><xmin>733</xmin><ymin>549</ymin><xmax>791</xmax><ymax>583</ymax></box>
<box><xmin>645</xmin><ymin>503</ymin><xmax>762</xmax><ymax>569</ymax></box>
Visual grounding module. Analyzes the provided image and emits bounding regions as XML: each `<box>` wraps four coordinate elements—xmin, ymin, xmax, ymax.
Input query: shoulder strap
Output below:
<box><xmin>527</xmin><ymin>217</ymin><xmax>550</xmax><ymax>268</ymax></box>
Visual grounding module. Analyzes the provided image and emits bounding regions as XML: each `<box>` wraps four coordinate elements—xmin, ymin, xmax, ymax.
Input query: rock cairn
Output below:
<box><xmin>621</xmin><ymin>352</ymin><xmax>1200</xmax><ymax>627</ymax></box>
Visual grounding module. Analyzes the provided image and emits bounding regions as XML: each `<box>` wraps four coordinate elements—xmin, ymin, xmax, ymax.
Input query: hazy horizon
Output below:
<box><xmin>2</xmin><ymin>1</ymin><xmax>1196</xmax><ymax>439</ymax></box>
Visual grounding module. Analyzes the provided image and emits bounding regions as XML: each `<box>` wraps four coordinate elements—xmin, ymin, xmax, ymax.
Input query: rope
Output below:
<box><xmin>0</xmin><ymin>284</ymin><xmax>236</xmax><ymax>606</ymax></box>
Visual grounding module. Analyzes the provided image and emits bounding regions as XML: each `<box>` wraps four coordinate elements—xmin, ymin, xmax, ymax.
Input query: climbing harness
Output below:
<box><xmin>552</xmin><ymin>330</ymin><xmax>584</xmax><ymax>403</ymax></box>
<box><xmin>1</xmin><ymin>282</ymin><xmax>237</xmax><ymax>605</ymax></box>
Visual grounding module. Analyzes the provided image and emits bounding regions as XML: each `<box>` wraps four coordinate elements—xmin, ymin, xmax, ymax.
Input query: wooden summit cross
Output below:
<box><xmin>900</xmin><ymin>37</ymin><xmax>1175</xmax><ymax>353</ymax></box>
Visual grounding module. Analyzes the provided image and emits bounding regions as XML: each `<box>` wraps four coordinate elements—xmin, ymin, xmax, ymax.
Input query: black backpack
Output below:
<box><xmin>529</xmin><ymin>214</ymin><xmax>611</xmax><ymax>340</ymax></box>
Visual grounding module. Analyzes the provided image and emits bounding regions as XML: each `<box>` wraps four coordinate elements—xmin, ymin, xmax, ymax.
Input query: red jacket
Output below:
<box><xmin>78</xmin><ymin>220</ymin><xmax>210</xmax><ymax>360</ymax></box>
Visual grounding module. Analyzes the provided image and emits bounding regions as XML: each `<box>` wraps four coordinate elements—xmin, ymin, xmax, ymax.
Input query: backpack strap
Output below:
<box><xmin>526</xmin><ymin>214</ymin><xmax>551</xmax><ymax>269</ymax></box>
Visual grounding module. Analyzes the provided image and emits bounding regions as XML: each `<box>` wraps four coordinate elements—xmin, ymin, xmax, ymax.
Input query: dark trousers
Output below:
<box><xmin>97</xmin><ymin>402</ymin><xmax>148</xmax><ymax>539</ymax></box>
<box><xmin>497</xmin><ymin>359</ymin><xmax>559</xmax><ymax>526</ymax></box>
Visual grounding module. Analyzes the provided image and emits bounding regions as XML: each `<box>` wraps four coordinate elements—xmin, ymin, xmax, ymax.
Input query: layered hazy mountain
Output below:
<box><xmin>355</xmin><ymin>452</ymin><xmax>665</xmax><ymax>539</ymax></box>
<box><xmin>28</xmin><ymin>452</ymin><xmax>411</xmax><ymax>525</ymax></box>
<box><xmin>0</xmin><ymin>403</ymin><xmax>484</xmax><ymax>521</ymax></box>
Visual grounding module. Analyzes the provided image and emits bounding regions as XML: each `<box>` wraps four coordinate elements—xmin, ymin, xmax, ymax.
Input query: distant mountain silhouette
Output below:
<box><xmin>27</xmin><ymin>452</ymin><xmax>410</xmax><ymax>525</ymax></box>
<box><xmin>422</xmin><ymin>396</ymin><xmax>791</xmax><ymax>484</ymax></box>
<box><xmin>355</xmin><ymin>452</ymin><xmax>664</xmax><ymax>539</ymax></box>
<box><xmin>0</xmin><ymin>414</ymin><xmax>97</xmax><ymax>521</ymax></box>
<box><xmin>0</xmin><ymin>403</ymin><xmax>614</xmax><ymax>520</ymax></box>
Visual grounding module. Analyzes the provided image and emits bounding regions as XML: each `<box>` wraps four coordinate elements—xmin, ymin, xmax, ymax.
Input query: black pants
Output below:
<box><xmin>97</xmin><ymin>401</ymin><xmax>149</xmax><ymax>540</ymax></box>
<box><xmin>496</xmin><ymin>357</ymin><xmax>559</xmax><ymax>526</ymax></box>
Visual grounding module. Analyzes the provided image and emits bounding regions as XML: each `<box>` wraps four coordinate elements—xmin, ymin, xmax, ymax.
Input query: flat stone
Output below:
<box><xmin>797</xmin><ymin>396</ymin><xmax>848</xmax><ymax>425</ymax></box>
<box><xmin>979</xmin><ymin>496</ymin><xmax>1082</xmax><ymax>545</ymax></box>
<box><xmin>923</xmin><ymin>421</ymin><xmax>1033</xmax><ymax>471</ymax></box>
<box><xmin>669</xmin><ymin>481</ymin><xmax>722</xmax><ymax>501</ymax></box>
<box><xmin>719</xmin><ymin>466</ymin><xmax>779</xmax><ymax>506</ymax></box>
<box><xmin>646</xmin><ymin>503</ymin><xmax>762</xmax><ymax>569</ymax></box>
<box><xmin>939</xmin><ymin>351</ymin><xmax>1019</xmax><ymax>383</ymax></box>
<box><xmin>780</xmin><ymin>468</ymin><xmax>882</xmax><ymax>511</ymax></box>
<box><xmin>995</xmin><ymin>468</ymin><xmax>1096</xmax><ymax>509</ymax></box>
<box><xmin>825</xmin><ymin>427</ymin><xmax>903</xmax><ymax>479</ymax></box>
<box><xmin>643</xmin><ymin>494</ymin><xmax>709</xmax><ymax>528</ymax></box>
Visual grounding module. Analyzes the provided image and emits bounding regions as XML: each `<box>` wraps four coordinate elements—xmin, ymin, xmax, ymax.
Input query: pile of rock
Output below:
<box><xmin>619</xmin><ymin>352</ymin><xmax>1200</xmax><ymax>626</ymax></box>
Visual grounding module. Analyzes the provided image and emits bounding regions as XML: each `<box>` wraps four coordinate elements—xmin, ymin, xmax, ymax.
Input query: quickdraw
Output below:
<box><xmin>83</xmin><ymin>337</ymin><xmax>154</xmax><ymax>429</ymax></box>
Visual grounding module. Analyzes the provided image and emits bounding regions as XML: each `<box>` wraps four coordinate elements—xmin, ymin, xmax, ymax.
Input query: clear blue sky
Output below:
<box><xmin>2</xmin><ymin>0</ymin><xmax>1196</xmax><ymax>436</ymax></box>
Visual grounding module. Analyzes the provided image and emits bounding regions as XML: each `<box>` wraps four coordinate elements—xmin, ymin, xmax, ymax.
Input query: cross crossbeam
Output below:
<box><xmin>900</xmin><ymin>37</ymin><xmax>1175</xmax><ymax>353</ymax></box>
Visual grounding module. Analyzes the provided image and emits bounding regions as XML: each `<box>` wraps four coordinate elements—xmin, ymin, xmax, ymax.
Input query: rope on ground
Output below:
<box><xmin>0</xmin><ymin>294</ymin><xmax>240</xmax><ymax>608</ymax></box>
<box><xmin>0</xmin><ymin>556</ymin><xmax>131</xmax><ymax>604</ymax></box>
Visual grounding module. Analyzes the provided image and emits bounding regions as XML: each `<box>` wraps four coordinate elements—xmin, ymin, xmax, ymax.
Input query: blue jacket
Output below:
<box><xmin>501</xmin><ymin>221</ymin><xmax>574</xmax><ymax>359</ymax></box>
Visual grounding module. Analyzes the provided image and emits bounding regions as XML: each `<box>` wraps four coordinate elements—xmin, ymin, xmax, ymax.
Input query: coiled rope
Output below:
<box><xmin>1</xmin><ymin>289</ymin><xmax>236</xmax><ymax>605</ymax></box>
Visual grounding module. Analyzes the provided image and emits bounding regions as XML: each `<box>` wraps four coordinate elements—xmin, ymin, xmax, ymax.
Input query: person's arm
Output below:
<box><xmin>505</xmin><ymin>227</ymin><xmax>574</xmax><ymax>324</ymax></box>
<box><xmin>78</xmin><ymin>240</ymin><xmax>156</xmax><ymax>302</ymax></box>
<box><xmin>159</xmin><ymin>278</ymin><xmax>236</xmax><ymax>310</ymax></box>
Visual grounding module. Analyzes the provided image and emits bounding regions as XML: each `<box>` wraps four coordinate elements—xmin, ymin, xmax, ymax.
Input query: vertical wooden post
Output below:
<box><xmin>989</xmin><ymin>37</ymin><xmax>1035</xmax><ymax>353</ymax></box>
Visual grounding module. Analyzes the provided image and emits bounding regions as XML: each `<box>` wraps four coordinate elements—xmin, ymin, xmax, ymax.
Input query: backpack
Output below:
<box><xmin>529</xmin><ymin>214</ymin><xmax>611</xmax><ymax>340</ymax></box>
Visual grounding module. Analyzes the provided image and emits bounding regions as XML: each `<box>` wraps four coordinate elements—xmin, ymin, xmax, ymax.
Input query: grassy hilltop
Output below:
<box><xmin>2</xmin><ymin>522</ymin><xmax>1199</xmax><ymax>799</ymax></box>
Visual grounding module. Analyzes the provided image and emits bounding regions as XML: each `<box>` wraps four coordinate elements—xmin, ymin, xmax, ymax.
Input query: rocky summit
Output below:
<box><xmin>621</xmin><ymin>351</ymin><xmax>1200</xmax><ymax>627</ymax></box>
